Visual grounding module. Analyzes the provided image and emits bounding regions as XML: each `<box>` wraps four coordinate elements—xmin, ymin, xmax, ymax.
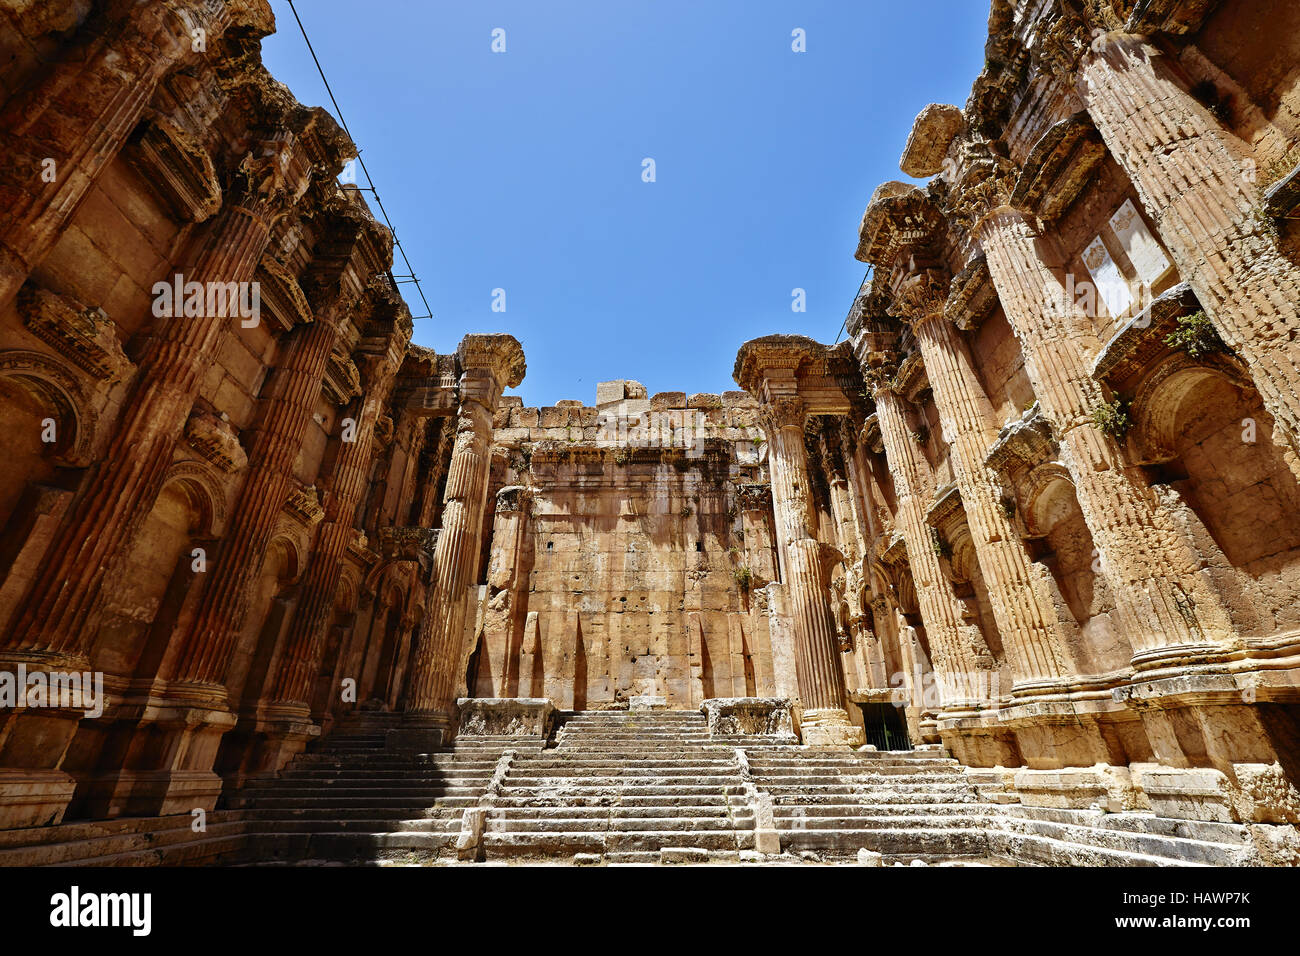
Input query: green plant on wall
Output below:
<box><xmin>1090</xmin><ymin>397</ymin><xmax>1131</xmax><ymax>440</ymax></box>
<box><xmin>1163</xmin><ymin>310</ymin><xmax>1225</xmax><ymax>358</ymax></box>
<box><xmin>734</xmin><ymin>566</ymin><xmax>752</xmax><ymax>591</ymax></box>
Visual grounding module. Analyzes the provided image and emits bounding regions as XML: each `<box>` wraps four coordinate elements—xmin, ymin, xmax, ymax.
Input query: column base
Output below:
<box><xmin>0</xmin><ymin>769</ymin><xmax>76</xmax><ymax>829</ymax></box>
<box><xmin>216</xmin><ymin>703</ymin><xmax>320</xmax><ymax>787</ymax></box>
<box><xmin>799</xmin><ymin>707</ymin><xmax>865</xmax><ymax>748</ymax></box>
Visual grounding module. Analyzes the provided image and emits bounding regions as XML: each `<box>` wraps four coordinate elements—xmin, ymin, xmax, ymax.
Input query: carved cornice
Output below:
<box><xmin>946</xmin><ymin>253</ymin><xmax>998</xmax><ymax>330</ymax></box>
<box><xmin>1125</xmin><ymin>0</ymin><xmax>1219</xmax><ymax>35</ymax></box>
<box><xmin>184</xmin><ymin>408</ymin><xmax>247</xmax><ymax>473</ymax></box>
<box><xmin>985</xmin><ymin>405</ymin><xmax>1058</xmax><ymax>477</ymax></box>
<box><xmin>495</xmin><ymin>484</ymin><xmax>532</xmax><ymax>514</ymax></box>
<box><xmin>255</xmin><ymin>255</ymin><xmax>312</xmax><ymax>332</ymax></box>
<box><xmin>855</xmin><ymin>182</ymin><xmax>945</xmax><ymax>267</ymax></box>
<box><xmin>323</xmin><ymin>348</ymin><xmax>362</xmax><ymax>405</ymax></box>
<box><xmin>1011</xmin><ymin>112</ymin><xmax>1107</xmax><ymax>222</ymax></box>
<box><xmin>1091</xmin><ymin>282</ymin><xmax>1202</xmax><ymax>384</ymax></box>
<box><xmin>457</xmin><ymin>333</ymin><xmax>526</xmax><ymax>391</ymax></box>
<box><xmin>732</xmin><ymin>334</ymin><xmax>824</xmax><ymax>396</ymax></box>
<box><xmin>17</xmin><ymin>285</ymin><xmax>132</xmax><ymax>382</ymax></box>
<box><xmin>284</xmin><ymin>483</ymin><xmax>325</xmax><ymax>527</ymax></box>
<box><xmin>125</xmin><ymin>114</ymin><xmax>222</xmax><ymax>223</ymax></box>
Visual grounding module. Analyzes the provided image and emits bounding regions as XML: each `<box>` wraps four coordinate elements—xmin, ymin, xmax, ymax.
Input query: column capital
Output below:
<box><xmin>888</xmin><ymin>267</ymin><xmax>951</xmax><ymax>327</ymax></box>
<box><xmin>757</xmin><ymin>395</ymin><xmax>806</xmax><ymax>433</ymax></box>
<box><xmin>301</xmin><ymin>190</ymin><xmax>394</xmax><ymax>321</ymax></box>
<box><xmin>943</xmin><ymin>142</ymin><xmax>1019</xmax><ymax>239</ymax></box>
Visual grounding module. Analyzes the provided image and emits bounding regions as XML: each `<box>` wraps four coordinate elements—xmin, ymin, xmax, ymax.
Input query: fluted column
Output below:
<box><xmin>171</xmin><ymin>290</ymin><xmax>356</xmax><ymax>697</ymax></box>
<box><xmin>872</xmin><ymin>383</ymin><xmax>995</xmax><ymax>709</ymax></box>
<box><xmin>3</xmin><ymin>144</ymin><xmax>297</xmax><ymax>660</ymax></box>
<box><xmin>404</xmin><ymin>335</ymin><xmax>525</xmax><ymax>734</ymax></box>
<box><xmin>909</xmin><ymin>308</ymin><xmax>1072</xmax><ymax>689</ymax></box>
<box><xmin>978</xmin><ymin>206</ymin><xmax>1235</xmax><ymax>659</ymax></box>
<box><xmin>0</xmin><ymin>0</ymin><xmax>239</xmax><ymax>311</ymax></box>
<box><xmin>1080</xmin><ymin>34</ymin><xmax>1300</xmax><ymax>481</ymax></box>
<box><xmin>268</xmin><ymin>327</ymin><xmax>410</xmax><ymax>708</ymax></box>
<box><xmin>760</xmin><ymin>397</ymin><xmax>862</xmax><ymax>746</ymax></box>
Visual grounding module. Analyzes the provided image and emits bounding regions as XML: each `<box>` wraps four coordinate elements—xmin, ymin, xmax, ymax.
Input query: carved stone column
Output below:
<box><xmin>759</xmin><ymin>396</ymin><xmax>861</xmax><ymax>746</ymax></box>
<box><xmin>0</xmin><ymin>0</ymin><xmax>259</xmax><ymax>311</ymax></box>
<box><xmin>402</xmin><ymin>335</ymin><xmax>525</xmax><ymax>743</ymax></box>
<box><xmin>977</xmin><ymin>204</ymin><xmax>1235</xmax><ymax>661</ymax></box>
<box><xmin>1080</xmin><ymin>33</ymin><xmax>1300</xmax><ymax>481</ymax></box>
<box><xmin>268</xmin><ymin>309</ymin><xmax>411</xmax><ymax>709</ymax></box>
<box><xmin>871</xmin><ymin>377</ymin><xmax>996</xmax><ymax>711</ymax></box>
<box><xmin>3</xmin><ymin>134</ymin><xmax>309</xmax><ymax>662</ymax></box>
<box><xmin>172</xmin><ymin>200</ymin><xmax>390</xmax><ymax>699</ymax></box>
<box><xmin>902</xmin><ymin>291</ymin><xmax>1073</xmax><ymax>689</ymax></box>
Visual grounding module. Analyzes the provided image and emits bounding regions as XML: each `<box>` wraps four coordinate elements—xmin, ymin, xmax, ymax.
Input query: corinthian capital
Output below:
<box><xmin>758</xmin><ymin>395</ymin><xmax>806</xmax><ymax>433</ymax></box>
<box><xmin>888</xmin><ymin>267</ymin><xmax>951</xmax><ymax>325</ymax></box>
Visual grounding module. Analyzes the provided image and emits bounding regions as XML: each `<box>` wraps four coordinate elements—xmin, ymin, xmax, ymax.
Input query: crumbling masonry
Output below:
<box><xmin>0</xmin><ymin>0</ymin><xmax>1299</xmax><ymax>865</ymax></box>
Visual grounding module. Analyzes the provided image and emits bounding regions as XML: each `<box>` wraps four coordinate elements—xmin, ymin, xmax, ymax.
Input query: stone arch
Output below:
<box><xmin>1138</xmin><ymin>362</ymin><xmax>1300</xmax><ymax>633</ymax></box>
<box><xmin>160</xmin><ymin>460</ymin><xmax>229</xmax><ymax>537</ymax></box>
<box><xmin>1128</xmin><ymin>355</ymin><xmax>1252</xmax><ymax>465</ymax></box>
<box><xmin>0</xmin><ymin>349</ymin><xmax>98</xmax><ymax>467</ymax></box>
<box><xmin>1023</xmin><ymin>469</ymin><xmax>1129</xmax><ymax>674</ymax></box>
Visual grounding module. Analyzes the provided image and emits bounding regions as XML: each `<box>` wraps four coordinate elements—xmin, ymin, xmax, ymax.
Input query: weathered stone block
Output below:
<box><xmin>700</xmin><ymin>697</ymin><xmax>795</xmax><ymax>738</ymax></box>
<box><xmin>457</xmin><ymin>698</ymin><xmax>556</xmax><ymax>738</ymax></box>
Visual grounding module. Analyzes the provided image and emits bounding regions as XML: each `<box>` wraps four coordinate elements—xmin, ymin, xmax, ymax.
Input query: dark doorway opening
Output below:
<box><xmin>860</xmin><ymin>702</ymin><xmax>911</xmax><ymax>751</ymax></box>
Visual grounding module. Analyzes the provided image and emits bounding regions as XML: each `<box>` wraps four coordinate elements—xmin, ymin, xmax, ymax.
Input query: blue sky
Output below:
<box><xmin>262</xmin><ymin>1</ymin><xmax>990</xmax><ymax>406</ymax></box>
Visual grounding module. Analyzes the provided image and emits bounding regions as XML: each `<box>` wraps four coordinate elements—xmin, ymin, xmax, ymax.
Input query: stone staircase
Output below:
<box><xmin>480</xmin><ymin>710</ymin><xmax>765</xmax><ymax>863</ymax></box>
<box><xmin>226</xmin><ymin>712</ymin><xmax>524</xmax><ymax>864</ymax></box>
<box><xmin>745</xmin><ymin>746</ymin><xmax>994</xmax><ymax>861</ymax></box>
<box><xmin>0</xmin><ymin>709</ymin><xmax>1279</xmax><ymax>866</ymax></box>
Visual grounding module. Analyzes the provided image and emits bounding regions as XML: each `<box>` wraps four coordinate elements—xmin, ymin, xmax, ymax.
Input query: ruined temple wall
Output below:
<box><xmin>476</xmin><ymin>385</ymin><xmax>781</xmax><ymax>708</ymax></box>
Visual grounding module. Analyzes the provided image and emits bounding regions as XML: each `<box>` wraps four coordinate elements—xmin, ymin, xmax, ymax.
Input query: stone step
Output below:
<box><xmin>496</xmin><ymin>784</ymin><xmax>747</xmax><ymax>798</ymax></box>
<box><xmin>1005</xmin><ymin>806</ymin><xmax>1254</xmax><ymax>846</ymax></box>
<box><xmin>0</xmin><ymin>818</ymin><xmax>248</xmax><ymax>867</ymax></box>
<box><xmin>773</xmin><ymin>813</ymin><xmax>990</xmax><ymax>831</ymax></box>
<box><xmin>777</xmin><ymin>827</ymin><xmax>993</xmax><ymax>858</ymax></box>
<box><xmin>992</xmin><ymin>815</ymin><xmax>1254</xmax><ymax>866</ymax></box>
<box><xmin>236</xmin><ymin>806</ymin><xmax>463</xmax><ymax>822</ymax></box>
<box><xmin>772</xmin><ymin>802</ymin><xmax>990</xmax><ymax>818</ymax></box>
<box><xmin>487</xmin><ymin>815</ymin><xmax>754</xmax><ymax>833</ymax></box>
<box><xmin>504</xmin><ymin>774</ymin><xmax>742</xmax><ymax>787</ymax></box>
<box><xmin>490</xmin><ymin>794</ymin><xmax>749</xmax><ymax>809</ymax></box>
<box><xmin>485</xmin><ymin>804</ymin><xmax>748</xmax><ymax>820</ymax></box>
<box><xmin>986</xmin><ymin>830</ymin><xmax>1211</xmax><ymax>868</ymax></box>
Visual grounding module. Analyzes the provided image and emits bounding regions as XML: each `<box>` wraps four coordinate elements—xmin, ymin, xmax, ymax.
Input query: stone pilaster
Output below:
<box><xmin>402</xmin><ymin>335</ymin><xmax>525</xmax><ymax>741</ymax></box>
<box><xmin>977</xmin><ymin>205</ymin><xmax>1236</xmax><ymax>661</ymax></box>
<box><xmin>0</xmin><ymin>0</ymin><xmax>256</xmax><ymax>311</ymax></box>
<box><xmin>483</xmin><ymin>485</ymin><xmax>531</xmax><ymax>697</ymax></box>
<box><xmin>1080</xmin><ymin>34</ymin><xmax>1300</xmax><ymax>482</ymax></box>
